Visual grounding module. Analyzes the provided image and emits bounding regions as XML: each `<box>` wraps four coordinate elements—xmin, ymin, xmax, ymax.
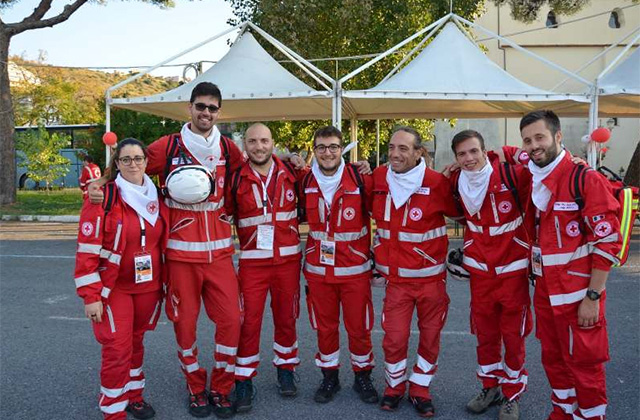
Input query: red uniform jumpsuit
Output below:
<box><xmin>146</xmin><ymin>131</ymin><xmax>244</xmax><ymax>396</ymax></box>
<box><xmin>372</xmin><ymin>166</ymin><xmax>460</xmax><ymax>399</ymax></box>
<box><xmin>74</xmin><ymin>182</ymin><xmax>167</xmax><ymax>419</ymax></box>
<box><xmin>300</xmin><ymin>165</ymin><xmax>376</xmax><ymax>372</ymax></box>
<box><xmin>453</xmin><ymin>154</ymin><xmax>533</xmax><ymax>401</ymax></box>
<box><xmin>225</xmin><ymin>156</ymin><xmax>302</xmax><ymax>379</ymax></box>
<box><xmin>527</xmin><ymin>154</ymin><xmax>621</xmax><ymax>420</ymax></box>
<box><xmin>80</xmin><ymin>163</ymin><xmax>102</xmax><ymax>198</ymax></box>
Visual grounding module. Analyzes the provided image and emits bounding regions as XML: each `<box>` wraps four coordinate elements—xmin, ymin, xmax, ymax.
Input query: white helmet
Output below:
<box><xmin>165</xmin><ymin>165</ymin><xmax>213</xmax><ymax>204</ymax></box>
<box><xmin>447</xmin><ymin>248</ymin><xmax>470</xmax><ymax>282</ymax></box>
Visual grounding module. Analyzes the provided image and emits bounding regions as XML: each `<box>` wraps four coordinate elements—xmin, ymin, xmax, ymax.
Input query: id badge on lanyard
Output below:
<box><xmin>320</xmin><ymin>239</ymin><xmax>336</xmax><ymax>266</ymax></box>
<box><xmin>254</xmin><ymin>163</ymin><xmax>276</xmax><ymax>251</ymax></box>
<box><xmin>134</xmin><ymin>216</ymin><xmax>153</xmax><ymax>284</ymax></box>
<box><xmin>531</xmin><ymin>208</ymin><xmax>543</xmax><ymax>277</ymax></box>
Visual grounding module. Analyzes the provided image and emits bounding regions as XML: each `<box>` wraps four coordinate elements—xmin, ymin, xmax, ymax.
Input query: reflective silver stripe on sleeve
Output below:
<box><xmin>466</xmin><ymin>221</ymin><xmax>483</xmax><ymax>233</ymax></box>
<box><xmin>376</xmin><ymin>228</ymin><xmax>391</xmax><ymax>239</ymax></box>
<box><xmin>591</xmin><ymin>247</ymin><xmax>620</xmax><ymax>265</ymax></box>
<box><xmin>398</xmin><ymin>264</ymin><xmax>445</xmax><ymax>278</ymax></box>
<box><xmin>77</xmin><ymin>243</ymin><xmax>102</xmax><ymax>255</ymax></box>
<box><xmin>99</xmin><ymin>249</ymin><xmax>121</xmax><ymax>265</ymax></box>
<box><xmin>165</xmin><ymin>198</ymin><xmax>224</xmax><ymax>212</ymax></box>
<box><xmin>101</xmin><ymin>287</ymin><xmax>111</xmax><ymax>299</ymax></box>
<box><xmin>398</xmin><ymin>226</ymin><xmax>447</xmax><ymax>243</ymax></box>
<box><xmin>237</xmin><ymin>214</ymin><xmax>272</xmax><ymax>228</ymax></box>
<box><xmin>375</xmin><ymin>263</ymin><xmax>389</xmax><ymax>275</ymax></box>
<box><xmin>75</xmin><ymin>272</ymin><xmax>101</xmax><ymax>288</ymax></box>
<box><xmin>549</xmin><ymin>288</ymin><xmax>588</xmax><ymax>307</ymax></box>
<box><xmin>167</xmin><ymin>238</ymin><xmax>233</xmax><ymax>252</ymax></box>
<box><xmin>489</xmin><ymin>216</ymin><xmax>523</xmax><ymax>236</ymax></box>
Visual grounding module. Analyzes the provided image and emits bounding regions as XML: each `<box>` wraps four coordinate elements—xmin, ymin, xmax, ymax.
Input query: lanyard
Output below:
<box><xmin>534</xmin><ymin>208</ymin><xmax>541</xmax><ymax>244</ymax></box>
<box><xmin>138</xmin><ymin>215</ymin><xmax>147</xmax><ymax>250</ymax></box>
<box><xmin>252</xmin><ymin>162</ymin><xmax>275</xmax><ymax>218</ymax></box>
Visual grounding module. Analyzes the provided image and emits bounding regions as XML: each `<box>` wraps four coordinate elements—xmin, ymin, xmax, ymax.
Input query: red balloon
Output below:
<box><xmin>590</xmin><ymin>127</ymin><xmax>610</xmax><ymax>143</ymax></box>
<box><xmin>102</xmin><ymin>131</ymin><xmax>118</xmax><ymax>146</ymax></box>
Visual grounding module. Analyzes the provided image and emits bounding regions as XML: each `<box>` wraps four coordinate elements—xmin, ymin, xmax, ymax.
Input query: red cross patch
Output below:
<box><xmin>286</xmin><ymin>189</ymin><xmax>295</xmax><ymax>202</ymax></box>
<box><xmin>566</xmin><ymin>221</ymin><xmax>580</xmax><ymax>237</ymax></box>
<box><xmin>343</xmin><ymin>207</ymin><xmax>356</xmax><ymax>221</ymax></box>
<box><xmin>409</xmin><ymin>207</ymin><xmax>423</xmax><ymax>221</ymax></box>
<box><xmin>498</xmin><ymin>201</ymin><xmax>512</xmax><ymax>214</ymax></box>
<box><xmin>81</xmin><ymin>222</ymin><xmax>94</xmax><ymax>237</ymax></box>
<box><xmin>146</xmin><ymin>201</ymin><xmax>158</xmax><ymax>214</ymax></box>
<box><xmin>594</xmin><ymin>221</ymin><xmax>612</xmax><ymax>237</ymax></box>
<box><xmin>217</xmin><ymin>177</ymin><xmax>224</xmax><ymax>189</ymax></box>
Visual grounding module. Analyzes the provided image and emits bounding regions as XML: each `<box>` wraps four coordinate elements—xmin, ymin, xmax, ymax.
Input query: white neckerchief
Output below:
<box><xmin>458</xmin><ymin>161</ymin><xmax>493</xmax><ymax>217</ymax></box>
<box><xmin>386</xmin><ymin>158</ymin><xmax>426</xmax><ymax>209</ymax></box>
<box><xmin>115</xmin><ymin>174</ymin><xmax>159</xmax><ymax>226</ymax></box>
<box><xmin>180</xmin><ymin>123</ymin><xmax>221</xmax><ymax>172</ymax></box>
<box><xmin>528</xmin><ymin>150</ymin><xmax>566</xmax><ymax>212</ymax></box>
<box><xmin>311</xmin><ymin>157</ymin><xmax>345</xmax><ymax>208</ymax></box>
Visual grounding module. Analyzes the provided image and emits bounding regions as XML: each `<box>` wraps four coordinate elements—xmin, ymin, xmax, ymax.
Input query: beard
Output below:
<box><xmin>534</xmin><ymin>141</ymin><xmax>561</xmax><ymax>168</ymax></box>
<box><xmin>248</xmin><ymin>152</ymin><xmax>272</xmax><ymax>167</ymax></box>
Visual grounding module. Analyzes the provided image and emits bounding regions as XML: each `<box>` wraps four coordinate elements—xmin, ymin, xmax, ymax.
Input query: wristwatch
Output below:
<box><xmin>586</xmin><ymin>289</ymin><xmax>602</xmax><ymax>301</ymax></box>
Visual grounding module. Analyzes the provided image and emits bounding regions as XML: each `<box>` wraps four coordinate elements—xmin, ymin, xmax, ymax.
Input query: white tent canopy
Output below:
<box><xmin>341</xmin><ymin>16</ymin><xmax>590</xmax><ymax>120</ymax></box>
<box><xmin>596</xmin><ymin>46</ymin><xmax>640</xmax><ymax>117</ymax></box>
<box><xmin>109</xmin><ymin>26</ymin><xmax>334</xmax><ymax>123</ymax></box>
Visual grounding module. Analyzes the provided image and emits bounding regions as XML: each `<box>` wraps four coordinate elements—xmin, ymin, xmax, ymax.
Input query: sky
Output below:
<box><xmin>2</xmin><ymin>0</ymin><xmax>239</xmax><ymax>78</ymax></box>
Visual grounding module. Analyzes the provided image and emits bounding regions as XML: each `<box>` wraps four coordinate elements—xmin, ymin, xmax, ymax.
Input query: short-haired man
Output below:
<box><xmin>520</xmin><ymin>110</ymin><xmax>621</xmax><ymax>420</ymax></box>
<box><xmin>373</xmin><ymin>126</ymin><xmax>461</xmax><ymax>417</ymax></box>
<box><xmin>225</xmin><ymin>123</ymin><xmax>302</xmax><ymax>412</ymax></box>
<box><xmin>449</xmin><ymin>130</ymin><xmax>533</xmax><ymax>420</ymax></box>
<box><xmin>300</xmin><ymin>125</ymin><xmax>379</xmax><ymax>405</ymax></box>
<box><xmin>89</xmin><ymin>82</ymin><xmax>244</xmax><ymax>418</ymax></box>
<box><xmin>79</xmin><ymin>155</ymin><xmax>102</xmax><ymax>198</ymax></box>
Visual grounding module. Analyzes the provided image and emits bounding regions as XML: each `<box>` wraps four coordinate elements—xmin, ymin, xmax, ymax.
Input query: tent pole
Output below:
<box><xmin>105</xmin><ymin>92</ymin><xmax>111</xmax><ymax>164</ymax></box>
<box><xmin>350</xmin><ymin>118</ymin><xmax>358</xmax><ymax>163</ymax></box>
<box><xmin>336</xmin><ymin>81</ymin><xmax>343</xmax><ymax>131</ymax></box>
<box><xmin>376</xmin><ymin>119</ymin><xmax>380</xmax><ymax>167</ymax></box>
<box><xmin>597</xmin><ymin>30</ymin><xmax>640</xmax><ymax>80</ymax></box>
<box><xmin>587</xmin><ymin>85</ymin><xmax>599</xmax><ymax>168</ymax></box>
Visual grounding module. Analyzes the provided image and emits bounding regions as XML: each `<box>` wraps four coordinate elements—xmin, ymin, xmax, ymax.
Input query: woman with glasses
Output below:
<box><xmin>74</xmin><ymin>138</ymin><xmax>168</xmax><ymax>420</ymax></box>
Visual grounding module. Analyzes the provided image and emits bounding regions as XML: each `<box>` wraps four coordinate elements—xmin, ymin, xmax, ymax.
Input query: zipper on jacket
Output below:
<box><xmin>242</xmin><ymin>230</ymin><xmax>258</xmax><ymax>250</ymax></box>
<box><xmin>337</xmin><ymin>198</ymin><xmax>344</xmax><ymax>228</ymax></box>
<box><xmin>113</xmin><ymin>222</ymin><xmax>122</xmax><ymax>251</ymax></box>
<box><xmin>490</xmin><ymin>193</ymin><xmax>499</xmax><ymax>223</ymax></box>
<box><xmin>348</xmin><ymin>245</ymin><xmax>368</xmax><ymax>261</ymax></box>
<box><xmin>384</xmin><ymin>194</ymin><xmax>392</xmax><ymax>222</ymax></box>
<box><xmin>318</xmin><ymin>198</ymin><xmax>325</xmax><ymax>224</ymax></box>
<box><xmin>413</xmin><ymin>247</ymin><xmax>437</xmax><ymax>264</ymax></box>
<box><xmin>520</xmin><ymin>307</ymin><xmax>528</xmax><ymax>337</ymax></box>
<box><xmin>402</xmin><ymin>198</ymin><xmax>411</xmax><ymax>227</ymax></box>
<box><xmin>280</xmin><ymin>184</ymin><xmax>285</xmax><ymax>208</ymax></box>
<box><xmin>149</xmin><ymin>301</ymin><xmax>161</xmax><ymax>325</ymax></box>
<box><xmin>95</xmin><ymin>216</ymin><xmax>101</xmax><ymax>239</ymax></box>
<box><xmin>554</xmin><ymin>216</ymin><xmax>563</xmax><ymax>249</ymax></box>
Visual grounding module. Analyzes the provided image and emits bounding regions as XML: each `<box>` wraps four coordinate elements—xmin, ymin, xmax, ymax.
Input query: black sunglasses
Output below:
<box><xmin>193</xmin><ymin>102</ymin><xmax>220</xmax><ymax>113</ymax></box>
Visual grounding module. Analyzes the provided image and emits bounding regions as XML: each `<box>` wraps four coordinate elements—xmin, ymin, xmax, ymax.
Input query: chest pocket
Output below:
<box><xmin>335</xmin><ymin>191</ymin><xmax>364</xmax><ymax>229</ymax></box>
<box><xmin>551</xmin><ymin>205</ymin><xmax>582</xmax><ymax>249</ymax></box>
<box><xmin>372</xmin><ymin>191</ymin><xmax>388</xmax><ymax>222</ymax></box>
<box><xmin>304</xmin><ymin>190</ymin><xmax>324</xmax><ymax>225</ymax></box>
<box><xmin>402</xmin><ymin>194</ymin><xmax>431</xmax><ymax>231</ymax></box>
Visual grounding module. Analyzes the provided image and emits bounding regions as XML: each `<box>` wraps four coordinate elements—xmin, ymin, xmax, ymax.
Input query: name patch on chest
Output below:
<box><xmin>553</xmin><ymin>202</ymin><xmax>579</xmax><ymax>211</ymax></box>
<box><xmin>172</xmin><ymin>157</ymin><xmax>193</xmax><ymax>165</ymax></box>
<box><xmin>416</xmin><ymin>187</ymin><xmax>430</xmax><ymax>195</ymax></box>
<box><xmin>344</xmin><ymin>189</ymin><xmax>360</xmax><ymax>195</ymax></box>
<box><xmin>305</xmin><ymin>187</ymin><xmax>319</xmax><ymax>193</ymax></box>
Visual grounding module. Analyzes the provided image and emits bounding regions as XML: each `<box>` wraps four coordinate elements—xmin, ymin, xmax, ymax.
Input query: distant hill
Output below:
<box><xmin>10</xmin><ymin>57</ymin><xmax>180</xmax><ymax>126</ymax></box>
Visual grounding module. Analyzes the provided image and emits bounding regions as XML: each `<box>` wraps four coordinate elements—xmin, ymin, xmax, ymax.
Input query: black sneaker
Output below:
<box><xmin>353</xmin><ymin>370</ymin><xmax>379</xmax><ymax>403</ymax></box>
<box><xmin>126</xmin><ymin>400</ymin><xmax>156</xmax><ymax>419</ymax></box>
<box><xmin>234</xmin><ymin>379</ymin><xmax>254</xmax><ymax>413</ymax></box>
<box><xmin>209</xmin><ymin>392</ymin><xmax>235</xmax><ymax>419</ymax></box>
<box><xmin>410</xmin><ymin>396</ymin><xmax>435</xmax><ymax>418</ymax></box>
<box><xmin>314</xmin><ymin>369</ymin><xmax>341</xmax><ymax>403</ymax></box>
<box><xmin>277</xmin><ymin>368</ymin><xmax>298</xmax><ymax>397</ymax></box>
<box><xmin>380</xmin><ymin>394</ymin><xmax>403</xmax><ymax>411</ymax></box>
<box><xmin>188</xmin><ymin>391</ymin><xmax>212</xmax><ymax>418</ymax></box>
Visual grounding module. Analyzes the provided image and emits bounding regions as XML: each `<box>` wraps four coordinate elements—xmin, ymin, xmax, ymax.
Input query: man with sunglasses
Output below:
<box><xmin>90</xmin><ymin>82</ymin><xmax>244</xmax><ymax>419</ymax></box>
<box><xmin>299</xmin><ymin>126</ymin><xmax>379</xmax><ymax>406</ymax></box>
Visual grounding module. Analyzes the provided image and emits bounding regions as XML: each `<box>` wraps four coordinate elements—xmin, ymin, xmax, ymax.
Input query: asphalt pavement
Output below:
<box><xmin>0</xmin><ymin>222</ymin><xmax>638</xmax><ymax>420</ymax></box>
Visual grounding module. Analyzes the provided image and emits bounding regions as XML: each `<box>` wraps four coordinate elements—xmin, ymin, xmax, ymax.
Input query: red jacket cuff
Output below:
<box><xmin>592</xmin><ymin>254</ymin><xmax>613</xmax><ymax>272</ymax></box>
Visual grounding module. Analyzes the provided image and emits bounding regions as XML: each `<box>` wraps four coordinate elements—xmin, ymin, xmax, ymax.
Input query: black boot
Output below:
<box><xmin>277</xmin><ymin>368</ymin><xmax>298</xmax><ymax>397</ymax></box>
<box><xmin>314</xmin><ymin>369</ymin><xmax>341</xmax><ymax>403</ymax></box>
<box><xmin>353</xmin><ymin>370</ymin><xmax>379</xmax><ymax>403</ymax></box>
<box><xmin>233</xmin><ymin>380</ymin><xmax>253</xmax><ymax>413</ymax></box>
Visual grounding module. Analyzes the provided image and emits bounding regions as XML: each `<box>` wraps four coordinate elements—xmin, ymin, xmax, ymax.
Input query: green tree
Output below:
<box><xmin>225</xmin><ymin>0</ymin><xmax>485</xmax><ymax>161</ymax></box>
<box><xmin>15</xmin><ymin>127</ymin><xmax>71</xmax><ymax>190</ymax></box>
<box><xmin>0</xmin><ymin>0</ymin><xmax>174</xmax><ymax>205</ymax></box>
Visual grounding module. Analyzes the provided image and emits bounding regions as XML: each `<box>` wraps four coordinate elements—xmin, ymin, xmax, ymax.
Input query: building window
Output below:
<box><xmin>546</xmin><ymin>11</ymin><xmax>559</xmax><ymax>29</ymax></box>
<box><xmin>609</xmin><ymin>8</ymin><xmax>624</xmax><ymax>29</ymax></box>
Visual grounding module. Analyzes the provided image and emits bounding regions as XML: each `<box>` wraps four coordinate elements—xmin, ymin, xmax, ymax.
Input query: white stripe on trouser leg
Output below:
<box><xmin>235</xmin><ymin>366</ymin><xmax>255</xmax><ymax>377</ymax></box>
<box><xmin>385</xmin><ymin>359</ymin><xmax>407</xmax><ymax>388</ymax></box>
<box><xmin>415</xmin><ymin>355</ymin><xmax>436</xmax><ymax>373</ymax></box>
<box><xmin>552</xmin><ymin>388</ymin><xmax>577</xmax><ymax>400</ymax></box>
<box><xmin>477</xmin><ymin>361</ymin><xmax>504</xmax><ymax>378</ymax></box>
<box><xmin>215</xmin><ymin>361</ymin><xmax>236</xmax><ymax>373</ymax></box>
<box><xmin>101</xmin><ymin>385</ymin><xmax>127</xmax><ymax>399</ymax></box>
<box><xmin>181</xmin><ymin>361</ymin><xmax>200</xmax><ymax>373</ymax></box>
<box><xmin>179</xmin><ymin>343</ymin><xmax>196</xmax><ymax>357</ymax></box>
<box><xmin>273</xmin><ymin>356</ymin><xmax>301</xmax><ymax>365</ymax></box>
<box><xmin>315</xmin><ymin>349</ymin><xmax>340</xmax><ymax>368</ymax></box>
<box><xmin>351</xmin><ymin>352</ymin><xmax>374</xmax><ymax>368</ymax></box>
<box><xmin>127</xmin><ymin>380</ymin><xmax>145</xmax><ymax>391</ymax></box>
<box><xmin>579</xmin><ymin>404</ymin><xmax>607</xmax><ymax>418</ymax></box>
<box><xmin>552</xmin><ymin>401</ymin><xmax>578</xmax><ymax>415</ymax></box>
<box><xmin>130</xmin><ymin>367</ymin><xmax>143</xmax><ymax>377</ymax></box>
<box><xmin>100</xmin><ymin>399</ymin><xmax>129</xmax><ymax>414</ymax></box>
<box><xmin>408</xmin><ymin>371</ymin><xmax>434</xmax><ymax>386</ymax></box>
<box><xmin>274</xmin><ymin>341</ymin><xmax>298</xmax><ymax>354</ymax></box>
<box><xmin>215</xmin><ymin>344</ymin><xmax>238</xmax><ymax>356</ymax></box>
<box><xmin>236</xmin><ymin>354</ymin><xmax>260</xmax><ymax>365</ymax></box>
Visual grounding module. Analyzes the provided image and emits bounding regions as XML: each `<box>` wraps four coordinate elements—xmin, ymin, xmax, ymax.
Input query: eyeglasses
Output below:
<box><xmin>118</xmin><ymin>156</ymin><xmax>146</xmax><ymax>165</ymax></box>
<box><xmin>193</xmin><ymin>102</ymin><xmax>220</xmax><ymax>113</ymax></box>
<box><xmin>314</xmin><ymin>144</ymin><xmax>342</xmax><ymax>153</ymax></box>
